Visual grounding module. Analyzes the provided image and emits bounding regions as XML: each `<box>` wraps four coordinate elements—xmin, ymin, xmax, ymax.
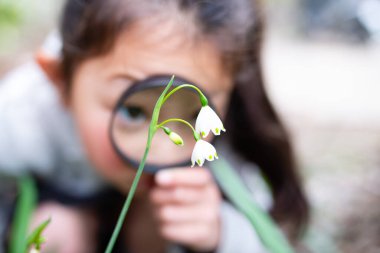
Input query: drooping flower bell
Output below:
<box><xmin>195</xmin><ymin>105</ymin><xmax>226</xmax><ymax>138</ymax></box>
<box><xmin>191</xmin><ymin>139</ymin><xmax>218</xmax><ymax>167</ymax></box>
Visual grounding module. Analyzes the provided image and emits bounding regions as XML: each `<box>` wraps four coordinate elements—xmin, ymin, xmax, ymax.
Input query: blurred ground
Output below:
<box><xmin>264</xmin><ymin>6</ymin><xmax>380</xmax><ymax>253</ymax></box>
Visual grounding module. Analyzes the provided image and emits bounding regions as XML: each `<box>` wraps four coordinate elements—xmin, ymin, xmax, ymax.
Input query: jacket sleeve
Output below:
<box><xmin>0</xmin><ymin>61</ymin><xmax>107</xmax><ymax>197</ymax></box>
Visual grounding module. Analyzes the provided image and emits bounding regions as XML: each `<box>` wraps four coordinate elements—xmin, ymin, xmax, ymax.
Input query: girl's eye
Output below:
<box><xmin>119</xmin><ymin>105</ymin><xmax>147</xmax><ymax>125</ymax></box>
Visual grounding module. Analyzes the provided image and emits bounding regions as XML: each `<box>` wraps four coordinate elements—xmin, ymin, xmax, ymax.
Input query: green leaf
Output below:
<box><xmin>210</xmin><ymin>158</ymin><xmax>295</xmax><ymax>253</ymax></box>
<box><xmin>27</xmin><ymin>218</ymin><xmax>51</xmax><ymax>249</ymax></box>
<box><xmin>9</xmin><ymin>175</ymin><xmax>37</xmax><ymax>253</ymax></box>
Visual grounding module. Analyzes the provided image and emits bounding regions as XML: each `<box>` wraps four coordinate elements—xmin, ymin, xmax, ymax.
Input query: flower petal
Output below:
<box><xmin>201</xmin><ymin>140</ymin><xmax>217</xmax><ymax>161</ymax></box>
<box><xmin>195</xmin><ymin>107</ymin><xmax>211</xmax><ymax>138</ymax></box>
<box><xmin>191</xmin><ymin>140</ymin><xmax>218</xmax><ymax>167</ymax></box>
<box><xmin>191</xmin><ymin>140</ymin><xmax>205</xmax><ymax>167</ymax></box>
<box><xmin>195</xmin><ymin>105</ymin><xmax>225</xmax><ymax>138</ymax></box>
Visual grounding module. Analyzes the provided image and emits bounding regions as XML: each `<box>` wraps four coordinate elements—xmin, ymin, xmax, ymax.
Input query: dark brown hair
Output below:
<box><xmin>60</xmin><ymin>0</ymin><xmax>309</xmax><ymax>237</ymax></box>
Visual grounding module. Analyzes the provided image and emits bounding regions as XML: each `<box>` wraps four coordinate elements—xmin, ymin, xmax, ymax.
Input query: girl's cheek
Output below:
<box><xmin>79</xmin><ymin>118</ymin><xmax>154</xmax><ymax>194</ymax></box>
<box><xmin>77</xmin><ymin>114</ymin><xmax>132</xmax><ymax>185</ymax></box>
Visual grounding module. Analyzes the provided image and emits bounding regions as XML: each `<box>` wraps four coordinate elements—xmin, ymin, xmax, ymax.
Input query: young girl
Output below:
<box><xmin>2</xmin><ymin>0</ymin><xmax>309</xmax><ymax>252</ymax></box>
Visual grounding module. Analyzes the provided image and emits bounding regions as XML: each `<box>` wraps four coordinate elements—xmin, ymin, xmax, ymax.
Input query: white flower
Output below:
<box><xmin>195</xmin><ymin>105</ymin><xmax>226</xmax><ymax>138</ymax></box>
<box><xmin>191</xmin><ymin>140</ymin><xmax>218</xmax><ymax>167</ymax></box>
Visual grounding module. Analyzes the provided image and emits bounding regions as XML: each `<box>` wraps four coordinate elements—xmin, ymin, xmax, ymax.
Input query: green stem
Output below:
<box><xmin>104</xmin><ymin>75</ymin><xmax>175</xmax><ymax>253</ymax></box>
<box><xmin>104</xmin><ymin>141</ymin><xmax>151</xmax><ymax>253</ymax></box>
<box><xmin>162</xmin><ymin>84</ymin><xmax>208</xmax><ymax>106</ymax></box>
<box><xmin>157</xmin><ymin>118</ymin><xmax>195</xmax><ymax>133</ymax></box>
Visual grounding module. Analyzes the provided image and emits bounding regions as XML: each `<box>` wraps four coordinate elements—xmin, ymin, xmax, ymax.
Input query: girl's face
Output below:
<box><xmin>67</xmin><ymin>19</ymin><xmax>233</xmax><ymax>194</ymax></box>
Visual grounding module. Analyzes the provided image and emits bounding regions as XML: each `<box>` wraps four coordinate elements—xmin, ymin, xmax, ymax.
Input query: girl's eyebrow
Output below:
<box><xmin>110</xmin><ymin>67</ymin><xmax>147</xmax><ymax>83</ymax></box>
<box><xmin>112</xmin><ymin>73</ymin><xmax>140</xmax><ymax>83</ymax></box>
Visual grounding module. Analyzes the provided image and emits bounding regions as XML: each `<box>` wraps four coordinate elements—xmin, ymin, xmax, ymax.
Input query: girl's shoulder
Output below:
<box><xmin>0</xmin><ymin>60</ymin><xmax>106</xmax><ymax>196</ymax></box>
<box><xmin>0</xmin><ymin>61</ymin><xmax>63</xmax><ymax>175</ymax></box>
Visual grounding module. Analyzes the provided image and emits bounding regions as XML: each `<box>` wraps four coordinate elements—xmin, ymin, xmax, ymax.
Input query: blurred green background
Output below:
<box><xmin>0</xmin><ymin>0</ymin><xmax>63</xmax><ymax>74</ymax></box>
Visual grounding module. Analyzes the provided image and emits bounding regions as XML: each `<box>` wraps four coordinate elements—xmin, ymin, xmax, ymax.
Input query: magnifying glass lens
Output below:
<box><xmin>110</xmin><ymin>85</ymin><xmax>205</xmax><ymax>170</ymax></box>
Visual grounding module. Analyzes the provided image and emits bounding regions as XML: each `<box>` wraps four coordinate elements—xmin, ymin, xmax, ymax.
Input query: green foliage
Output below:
<box><xmin>211</xmin><ymin>158</ymin><xmax>295</xmax><ymax>253</ymax></box>
<box><xmin>27</xmin><ymin>218</ymin><xmax>51</xmax><ymax>250</ymax></box>
<box><xmin>9</xmin><ymin>175</ymin><xmax>37</xmax><ymax>253</ymax></box>
<box><xmin>9</xmin><ymin>175</ymin><xmax>51</xmax><ymax>253</ymax></box>
<box><xmin>0</xmin><ymin>2</ymin><xmax>23</xmax><ymax>28</ymax></box>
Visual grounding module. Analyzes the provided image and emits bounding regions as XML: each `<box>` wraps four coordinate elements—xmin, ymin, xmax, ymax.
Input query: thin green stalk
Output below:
<box><xmin>162</xmin><ymin>84</ymin><xmax>207</xmax><ymax>106</ymax></box>
<box><xmin>104</xmin><ymin>143</ymin><xmax>151</xmax><ymax>253</ymax></box>
<box><xmin>157</xmin><ymin>118</ymin><xmax>195</xmax><ymax>133</ymax></box>
<box><xmin>104</xmin><ymin>75</ymin><xmax>175</xmax><ymax>253</ymax></box>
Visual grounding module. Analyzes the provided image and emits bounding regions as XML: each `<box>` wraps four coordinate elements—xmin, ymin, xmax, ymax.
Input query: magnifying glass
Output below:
<box><xmin>109</xmin><ymin>75</ymin><xmax>214</xmax><ymax>174</ymax></box>
<box><xmin>109</xmin><ymin>76</ymin><xmax>294</xmax><ymax>253</ymax></box>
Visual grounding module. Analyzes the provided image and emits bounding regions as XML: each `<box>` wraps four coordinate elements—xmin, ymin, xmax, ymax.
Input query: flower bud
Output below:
<box><xmin>169</xmin><ymin>132</ymin><xmax>184</xmax><ymax>146</ymax></box>
<box><xmin>29</xmin><ymin>247</ymin><xmax>40</xmax><ymax>253</ymax></box>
